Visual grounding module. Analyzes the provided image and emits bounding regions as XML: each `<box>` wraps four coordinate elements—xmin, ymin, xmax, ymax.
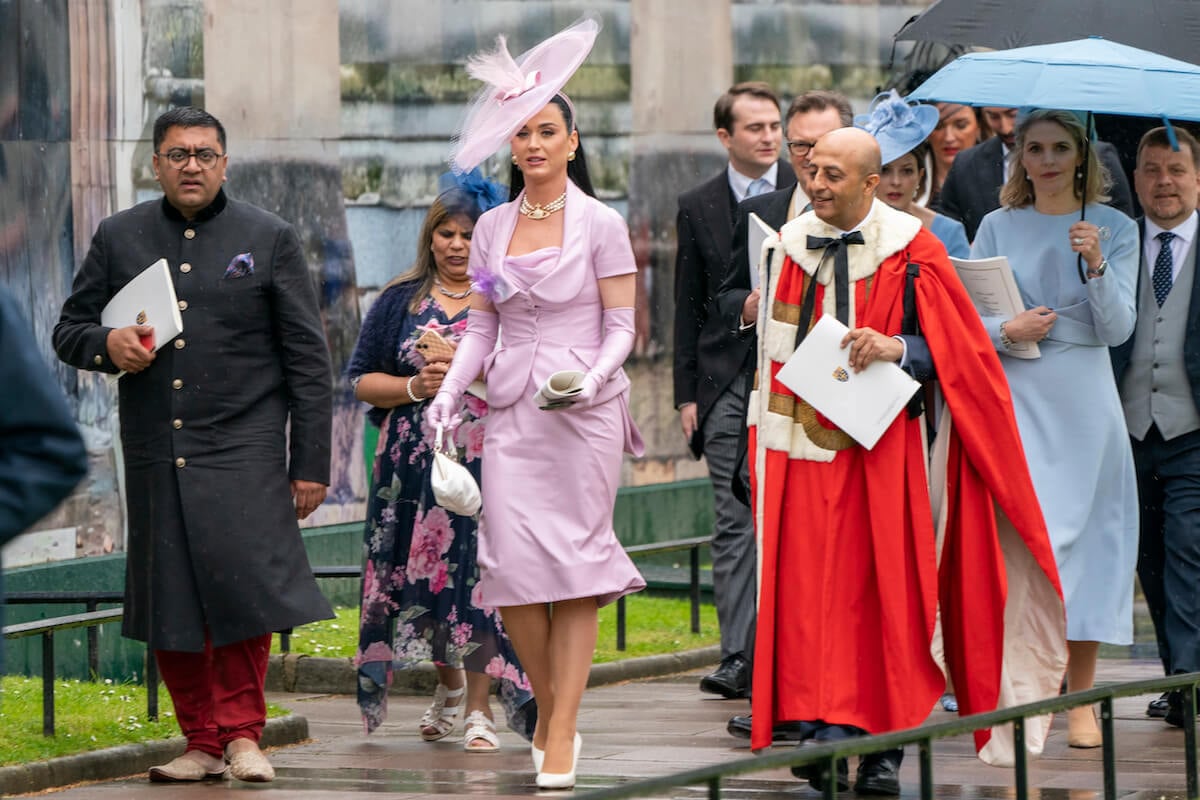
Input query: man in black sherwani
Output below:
<box><xmin>53</xmin><ymin>107</ymin><xmax>333</xmax><ymax>784</ymax></box>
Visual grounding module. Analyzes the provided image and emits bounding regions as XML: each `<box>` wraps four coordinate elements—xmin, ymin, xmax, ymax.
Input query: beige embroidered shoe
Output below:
<box><xmin>148</xmin><ymin>749</ymin><xmax>228</xmax><ymax>782</ymax></box>
<box><xmin>225</xmin><ymin>738</ymin><xmax>276</xmax><ymax>782</ymax></box>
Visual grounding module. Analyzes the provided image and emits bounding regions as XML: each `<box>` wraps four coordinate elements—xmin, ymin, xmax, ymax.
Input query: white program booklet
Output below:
<box><xmin>950</xmin><ymin>256</ymin><xmax>1040</xmax><ymax>359</ymax></box>
<box><xmin>747</xmin><ymin>212</ymin><xmax>776</xmax><ymax>291</ymax></box>
<box><xmin>774</xmin><ymin>315</ymin><xmax>920</xmax><ymax>450</ymax></box>
<box><xmin>101</xmin><ymin>258</ymin><xmax>184</xmax><ymax>352</ymax></box>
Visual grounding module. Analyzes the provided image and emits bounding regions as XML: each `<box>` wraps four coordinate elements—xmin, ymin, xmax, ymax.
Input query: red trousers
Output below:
<box><xmin>155</xmin><ymin>632</ymin><xmax>272</xmax><ymax>757</ymax></box>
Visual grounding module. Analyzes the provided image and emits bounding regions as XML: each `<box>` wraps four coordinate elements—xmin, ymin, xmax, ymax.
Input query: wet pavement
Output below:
<box><xmin>23</xmin><ymin>659</ymin><xmax>1193</xmax><ymax>799</ymax></box>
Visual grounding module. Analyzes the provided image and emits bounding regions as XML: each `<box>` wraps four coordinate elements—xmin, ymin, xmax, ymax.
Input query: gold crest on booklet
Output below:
<box><xmin>136</xmin><ymin>310</ymin><xmax>147</xmax><ymax>324</ymax></box>
<box><xmin>832</xmin><ymin>366</ymin><xmax>849</xmax><ymax>382</ymax></box>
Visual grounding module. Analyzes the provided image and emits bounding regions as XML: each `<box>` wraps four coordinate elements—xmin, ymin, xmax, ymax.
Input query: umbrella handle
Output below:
<box><xmin>1075</xmin><ymin>112</ymin><xmax>1093</xmax><ymax>284</ymax></box>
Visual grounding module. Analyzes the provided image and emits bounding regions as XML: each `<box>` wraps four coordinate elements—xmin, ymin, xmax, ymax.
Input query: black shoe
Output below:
<box><xmin>700</xmin><ymin>654</ymin><xmax>750</xmax><ymax>699</ymax></box>
<box><xmin>726</xmin><ymin>714</ymin><xmax>809</xmax><ymax>742</ymax></box>
<box><xmin>1148</xmin><ymin>692</ymin><xmax>1170</xmax><ymax>719</ymax></box>
<box><xmin>791</xmin><ymin>744</ymin><xmax>849</xmax><ymax>792</ymax></box>
<box><xmin>1165</xmin><ymin>689</ymin><xmax>1187</xmax><ymax>728</ymax></box>
<box><xmin>854</xmin><ymin>750</ymin><xmax>902</xmax><ymax>796</ymax></box>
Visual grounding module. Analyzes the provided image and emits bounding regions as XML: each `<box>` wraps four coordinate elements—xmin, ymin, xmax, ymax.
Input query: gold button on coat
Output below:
<box><xmin>93</xmin><ymin>355</ymin><xmax>103</xmax><ymax>365</ymax></box>
<box><xmin>178</xmin><ymin>300</ymin><xmax>188</xmax><ymax>311</ymax></box>
<box><xmin>174</xmin><ymin>339</ymin><xmax>185</xmax><ymax>349</ymax></box>
<box><xmin>172</xmin><ymin>379</ymin><xmax>183</xmax><ymax>389</ymax></box>
<box><xmin>184</xmin><ymin>229</ymin><xmax>196</xmax><ymax>240</ymax></box>
<box><xmin>175</xmin><ymin>457</ymin><xmax>186</xmax><ymax>468</ymax></box>
<box><xmin>172</xmin><ymin>419</ymin><xmax>183</xmax><ymax>430</ymax></box>
<box><xmin>180</xmin><ymin>263</ymin><xmax>192</xmax><ymax>274</ymax></box>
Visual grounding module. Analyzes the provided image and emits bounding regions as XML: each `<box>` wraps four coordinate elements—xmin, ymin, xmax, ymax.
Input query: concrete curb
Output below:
<box><xmin>0</xmin><ymin>713</ymin><xmax>308</xmax><ymax>797</ymax></box>
<box><xmin>265</xmin><ymin>645</ymin><xmax>722</xmax><ymax>695</ymax></box>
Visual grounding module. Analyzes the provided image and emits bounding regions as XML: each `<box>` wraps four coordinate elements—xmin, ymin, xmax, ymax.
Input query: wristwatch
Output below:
<box><xmin>1087</xmin><ymin>258</ymin><xmax>1109</xmax><ymax>279</ymax></box>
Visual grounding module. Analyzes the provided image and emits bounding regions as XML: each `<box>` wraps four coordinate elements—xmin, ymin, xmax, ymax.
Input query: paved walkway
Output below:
<box><xmin>23</xmin><ymin>659</ymin><xmax>1192</xmax><ymax>799</ymax></box>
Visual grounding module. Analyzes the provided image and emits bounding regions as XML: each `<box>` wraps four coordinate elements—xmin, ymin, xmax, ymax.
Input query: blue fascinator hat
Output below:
<box><xmin>437</xmin><ymin>167</ymin><xmax>508</xmax><ymax>216</ymax></box>
<box><xmin>854</xmin><ymin>90</ymin><xmax>939</xmax><ymax>167</ymax></box>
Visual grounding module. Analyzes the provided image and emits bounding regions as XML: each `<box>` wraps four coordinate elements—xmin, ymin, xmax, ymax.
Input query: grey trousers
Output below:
<box><xmin>702</xmin><ymin>380</ymin><xmax>757</xmax><ymax>661</ymax></box>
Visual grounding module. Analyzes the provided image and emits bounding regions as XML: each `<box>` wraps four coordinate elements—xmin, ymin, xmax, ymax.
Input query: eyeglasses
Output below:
<box><xmin>785</xmin><ymin>140</ymin><xmax>817</xmax><ymax>157</ymax></box>
<box><xmin>156</xmin><ymin>148</ymin><xmax>225</xmax><ymax>170</ymax></box>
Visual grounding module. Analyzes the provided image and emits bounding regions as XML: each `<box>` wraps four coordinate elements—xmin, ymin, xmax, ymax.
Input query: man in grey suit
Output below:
<box><xmin>1112</xmin><ymin>125</ymin><xmax>1200</xmax><ymax>727</ymax></box>
<box><xmin>674</xmin><ymin>82</ymin><xmax>795</xmax><ymax>698</ymax></box>
<box><xmin>937</xmin><ymin>106</ymin><xmax>1134</xmax><ymax>241</ymax></box>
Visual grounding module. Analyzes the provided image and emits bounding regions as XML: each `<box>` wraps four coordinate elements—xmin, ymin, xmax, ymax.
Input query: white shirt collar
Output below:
<box><xmin>727</xmin><ymin>162</ymin><xmax>779</xmax><ymax>203</ymax></box>
<box><xmin>1145</xmin><ymin>210</ymin><xmax>1198</xmax><ymax>249</ymax></box>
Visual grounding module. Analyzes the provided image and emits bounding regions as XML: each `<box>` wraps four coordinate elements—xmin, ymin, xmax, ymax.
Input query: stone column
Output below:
<box><xmin>625</xmin><ymin>0</ymin><xmax>731</xmax><ymax>483</ymax></box>
<box><xmin>203</xmin><ymin>0</ymin><xmax>366</xmax><ymax>522</ymax></box>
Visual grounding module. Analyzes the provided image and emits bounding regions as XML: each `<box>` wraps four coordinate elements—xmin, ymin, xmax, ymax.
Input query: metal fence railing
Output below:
<box><xmin>575</xmin><ymin>672</ymin><xmax>1200</xmax><ymax>800</ymax></box>
<box><xmin>3</xmin><ymin>535</ymin><xmax>712</xmax><ymax>736</ymax></box>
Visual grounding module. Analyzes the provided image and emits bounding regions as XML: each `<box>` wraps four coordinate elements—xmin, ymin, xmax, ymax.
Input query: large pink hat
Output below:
<box><xmin>450</xmin><ymin>17</ymin><xmax>600</xmax><ymax>173</ymax></box>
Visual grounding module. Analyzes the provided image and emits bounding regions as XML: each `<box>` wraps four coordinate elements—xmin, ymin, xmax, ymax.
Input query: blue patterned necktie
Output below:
<box><xmin>746</xmin><ymin>177</ymin><xmax>771</xmax><ymax>198</ymax></box>
<box><xmin>1153</xmin><ymin>231</ymin><xmax>1177</xmax><ymax>307</ymax></box>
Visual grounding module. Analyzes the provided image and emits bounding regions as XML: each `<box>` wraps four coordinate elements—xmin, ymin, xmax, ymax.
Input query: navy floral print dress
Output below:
<box><xmin>347</xmin><ymin>282</ymin><xmax>531</xmax><ymax>735</ymax></box>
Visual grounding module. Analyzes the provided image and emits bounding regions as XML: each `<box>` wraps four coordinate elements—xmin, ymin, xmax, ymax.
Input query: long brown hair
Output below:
<box><xmin>390</xmin><ymin>191</ymin><xmax>484</xmax><ymax>312</ymax></box>
<box><xmin>999</xmin><ymin>109</ymin><xmax>1111</xmax><ymax>209</ymax></box>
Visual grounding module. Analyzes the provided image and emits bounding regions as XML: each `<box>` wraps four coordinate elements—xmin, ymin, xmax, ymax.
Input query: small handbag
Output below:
<box><xmin>430</xmin><ymin>425</ymin><xmax>482</xmax><ymax>516</ymax></box>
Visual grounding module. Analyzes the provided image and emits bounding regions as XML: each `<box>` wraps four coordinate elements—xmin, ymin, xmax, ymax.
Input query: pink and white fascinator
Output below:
<box><xmin>450</xmin><ymin>16</ymin><xmax>600</xmax><ymax>173</ymax></box>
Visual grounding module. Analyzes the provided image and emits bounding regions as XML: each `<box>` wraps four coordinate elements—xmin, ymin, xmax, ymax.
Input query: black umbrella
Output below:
<box><xmin>895</xmin><ymin>0</ymin><xmax>1200</xmax><ymax>65</ymax></box>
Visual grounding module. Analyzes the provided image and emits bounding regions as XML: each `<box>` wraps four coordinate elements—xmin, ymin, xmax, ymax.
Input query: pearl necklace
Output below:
<box><xmin>434</xmin><ymin>279</ymin><xmax>471</xmax><ymax>299</ymax></box>
<box><xmin>519</xmin><ymin>191</ymin><xmax>567</xmax><ymax>220</ymax></box>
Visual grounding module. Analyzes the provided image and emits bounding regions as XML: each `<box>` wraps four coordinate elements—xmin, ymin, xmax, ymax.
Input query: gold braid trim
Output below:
<box><xmin>767</xmin><ymin>392</ymin><xmax>855</xmax><ymax>451</ymax></box>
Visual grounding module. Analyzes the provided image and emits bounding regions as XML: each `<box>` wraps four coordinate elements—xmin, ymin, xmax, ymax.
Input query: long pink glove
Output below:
<box><xmin>575</xmin><ymin>307</ymin><xmax>635</xmax><ymax>406</ymax></box>
<box><xmin>426</xmin><ymin>309</ymin><xmax>499</xmax><ymax>431</ymax></box>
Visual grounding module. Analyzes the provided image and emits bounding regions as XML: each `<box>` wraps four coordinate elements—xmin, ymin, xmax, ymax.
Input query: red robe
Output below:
<box><xmin>748</xmin><ymin>207</ymin><xmax>1064</xmax><ymax>759</ymax></box>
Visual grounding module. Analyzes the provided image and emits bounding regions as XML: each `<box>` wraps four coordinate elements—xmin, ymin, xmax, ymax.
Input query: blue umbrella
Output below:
<box><xmin>907</xmin><ymin>36</ymin><xmax>1200</xmax><ymax>124</ymax></box>
<box><xmin>909</xmin><ymin>37</ymin><xmax>1200</xmax><ymax>281</ymax></box>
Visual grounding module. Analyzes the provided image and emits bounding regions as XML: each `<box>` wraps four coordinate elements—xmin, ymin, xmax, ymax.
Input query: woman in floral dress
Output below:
<box><xmin>347</xmin><ymin>178</ymin><xmax>532</xmax><ymax>750</ymax></box>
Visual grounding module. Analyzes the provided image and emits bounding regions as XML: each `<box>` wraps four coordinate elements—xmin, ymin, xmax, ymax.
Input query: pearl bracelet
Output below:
<box><xmin>406</xmin><ymin>376</ymin><xmax>425</xmax><ymax>403</ymax></box>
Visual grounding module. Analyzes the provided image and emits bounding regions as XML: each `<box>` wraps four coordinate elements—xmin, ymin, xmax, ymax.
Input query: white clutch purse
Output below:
<box><xmin>532</xmin><ymin>370</ymin><xmax>586</xmax><ymax>410</ymax></box>
<box><xmin>430</xmin><ymin>425</ymin><xmax>482</xmax><ymax>517</ymax></box>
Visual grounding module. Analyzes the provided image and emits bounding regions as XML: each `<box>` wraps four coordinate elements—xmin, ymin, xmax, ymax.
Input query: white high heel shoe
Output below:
<box><xmin>535</xmin><ymin>732</ymin><xmax>582</xmax><ymax>790</ymax></box>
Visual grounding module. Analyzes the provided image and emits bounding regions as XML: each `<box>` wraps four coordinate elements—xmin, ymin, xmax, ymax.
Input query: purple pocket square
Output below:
<box><xmin>224</xmin><ymin>252</ymin><xmax>255</xmax><ymax>278</ymax></box>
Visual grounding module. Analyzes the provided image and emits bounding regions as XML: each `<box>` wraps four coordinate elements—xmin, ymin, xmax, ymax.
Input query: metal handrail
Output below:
<box><xmin>577</xmin><ymin>672</ymin><xmax>1200</xmax><ymax>800</ymax></box>
<box><xmin>3</xmin><ymin>535</ymin><xmax>713</xmax><ymax>736</ymax></box>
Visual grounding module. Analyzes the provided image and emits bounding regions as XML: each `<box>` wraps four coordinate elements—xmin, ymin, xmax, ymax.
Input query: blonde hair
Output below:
<box><xmin>999</xmin><ymin>109</ymin><xmax>1110</xmax><ymax>208</ymax></box>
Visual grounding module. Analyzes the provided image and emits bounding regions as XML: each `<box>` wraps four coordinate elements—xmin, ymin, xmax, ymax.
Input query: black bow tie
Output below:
<box><xmin>805</xmin><ymin>231</ymin><xmax>865</xmax><ymax>327</ymax></box>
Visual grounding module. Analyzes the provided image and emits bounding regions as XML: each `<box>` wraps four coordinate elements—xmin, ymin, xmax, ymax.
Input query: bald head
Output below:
<box><xmin>820</xmin><ymin>127</ymin><xmax>883</xmax><ymax>176</ymax></box>
<box><xmin>806</xmin><ymin>127</ymin><xmax>881</xmax><ymax>231</ymax></box>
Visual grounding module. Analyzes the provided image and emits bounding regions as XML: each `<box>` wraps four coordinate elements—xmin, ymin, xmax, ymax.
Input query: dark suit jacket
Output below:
<box><xmin>1111</xmin><ymin>213</ymin><xmax>1200</xmax><ymax>412</ymax></box>
<box><xmin>716</xmin><ymin>187</ymin><xmax>796</xmax><ymax>336</ymax></box>
<box><xmin>673</xmin><ymin>162</ymin><xmax>796</xmax><ymax>426</ymax></box>
<box><xmin>936</xmin><ymin>137</ymin><xmax>1135</xmax><ymax>241</ymax></box>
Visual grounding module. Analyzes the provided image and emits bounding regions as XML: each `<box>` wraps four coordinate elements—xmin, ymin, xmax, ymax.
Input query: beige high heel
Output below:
<box><xmin>1067</xmin><ymin>705</ymin><xmax>1102</xmax><ymax>748</ymax></box>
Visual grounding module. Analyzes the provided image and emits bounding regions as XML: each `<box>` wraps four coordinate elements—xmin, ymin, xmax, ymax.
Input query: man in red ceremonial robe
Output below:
<box><xmin>744</xmin><ymin>127</ymin><xmax>1066</xmax><ymax>794</ymax></box>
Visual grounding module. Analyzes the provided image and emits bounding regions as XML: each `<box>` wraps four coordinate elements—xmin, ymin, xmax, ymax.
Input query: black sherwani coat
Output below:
<box><xmin>53</xmin><ymin>190</ymin><xmax>334</xmax><ymax>650</ymax></box>
<box><xmin>673</xmin><ymin>162</ymin><xmax>796</xmax><ymax>430</ymax></box>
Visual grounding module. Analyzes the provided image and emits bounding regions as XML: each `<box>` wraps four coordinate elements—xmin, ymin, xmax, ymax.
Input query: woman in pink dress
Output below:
<box><xmin>427</xmin><ymin>17</ymin><xmax>645</xmax><ymax>791</ymax></box>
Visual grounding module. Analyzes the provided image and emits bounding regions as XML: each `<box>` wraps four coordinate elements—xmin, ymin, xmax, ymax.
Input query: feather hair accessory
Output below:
<box><xmin>465</xmin><ymin>35</ymin><xmax>543</xmax><ymax>103</ymax></box>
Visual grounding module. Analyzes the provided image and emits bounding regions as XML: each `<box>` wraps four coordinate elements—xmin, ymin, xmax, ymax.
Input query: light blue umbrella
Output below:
<box><xmin>908</xmin><ymin>36</ymin><xmax>1200</xmax><ymax>125</ymax></box>
<box><xmin>909</xmin><ymin>36</ymin><xmax>1200</xmax><ymax>281</ymax></box>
